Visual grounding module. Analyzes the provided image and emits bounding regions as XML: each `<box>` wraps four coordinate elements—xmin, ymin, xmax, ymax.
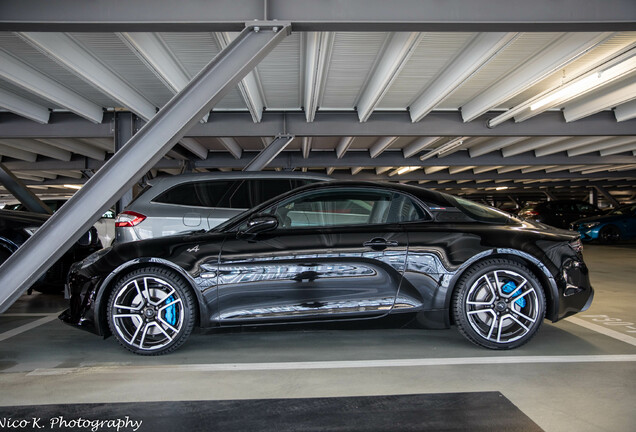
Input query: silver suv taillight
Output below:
<box><xmin>115</xmin><ymin>211</ymin><xmax>147</xmax><ymax>228</ymax></box>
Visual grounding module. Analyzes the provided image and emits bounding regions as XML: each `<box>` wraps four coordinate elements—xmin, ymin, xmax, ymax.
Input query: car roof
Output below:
<box><xmin>146</xmin><ymin>171</ymin><xmax>333</xmax><ymax>188</ymax></box>
<box><xmin>266</xmin><ymin>180</ymin><xmax>457</xmax><ymax>207</ymax></box>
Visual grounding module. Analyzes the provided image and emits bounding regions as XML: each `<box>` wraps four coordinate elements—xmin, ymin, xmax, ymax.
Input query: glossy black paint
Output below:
<box><xmin>60</xmin><ymin>182</ymin><xmax>593</xmax><ymax>338</ymax></box>
<box><xmin>0</xmin><ymin>209</ymin><xmax>101</xmax><ymax>292</ymax></box>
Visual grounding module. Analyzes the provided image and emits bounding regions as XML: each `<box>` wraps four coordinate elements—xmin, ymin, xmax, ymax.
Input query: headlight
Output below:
<box><xmin>582</xmin><ymin>222</ymin><xmax>600</xmax><ymax>229</ymax></box>
<box><xmin>80</xmin><ymin>247</ymin><xmax>111</xmax><ymax>269</ymax></box>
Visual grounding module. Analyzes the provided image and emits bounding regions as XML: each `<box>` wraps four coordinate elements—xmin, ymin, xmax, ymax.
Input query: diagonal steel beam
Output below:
<box><xmin>244</xmin><ymin>135</ymin><xmax>294</xmax><ymax>171</ymax></box>
<box><xmin>0</xmin><ymin>22</ymin><xmax>291</xmax><ymax>313</ymax></box>
<box><xmin>0</xmin><ymin>163</ymin><xmax>52</xmax><ymax>214</ymax></box>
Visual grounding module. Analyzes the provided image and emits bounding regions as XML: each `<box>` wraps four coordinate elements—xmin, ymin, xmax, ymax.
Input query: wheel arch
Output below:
<box><xmin>93</xmin><ymin>257</ymin><xmax>207</xmax><ymax>337</ymax></box>
<box><xmin>444</xmin><ymin>249</ymin><xmax>559</xmax><ymax>325</ymax></box>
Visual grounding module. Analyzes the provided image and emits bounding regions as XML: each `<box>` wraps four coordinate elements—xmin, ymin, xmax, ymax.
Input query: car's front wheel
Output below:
<box><xmin>452</xmin><ymin>258</ymin><xmax>545</xmax><ymax>349</ymax></box>
<box><xmin>107</xmin><ymin>266</ymin><xmax>196</xmax><ymax>355</ymax></box>
<box><xmin>598</xmin><ymin>224</ymin><xmax>621</xmax><ymax>243</ymax></box>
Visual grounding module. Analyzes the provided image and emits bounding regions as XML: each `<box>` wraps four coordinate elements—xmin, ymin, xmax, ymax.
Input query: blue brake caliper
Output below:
<box><xmin>165</xmin><ymin>295</ymin><xmax>176</xmax><ymax>325</ymax></box>
<box><xmin>501</xmin><ymin>281</ymin><xmax>526</xmax><ymax>308</ymax></box>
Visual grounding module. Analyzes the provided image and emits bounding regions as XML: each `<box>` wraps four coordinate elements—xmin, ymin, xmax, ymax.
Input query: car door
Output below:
<box><xmin>216</xmin><ymin>187</ymin><xmax>416</xmax><ymax>324</ymax></box>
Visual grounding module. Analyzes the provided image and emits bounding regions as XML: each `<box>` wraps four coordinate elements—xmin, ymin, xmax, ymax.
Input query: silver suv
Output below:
<box><xmin>115</xmin><ymin>172</ymin><xmax>331</xmax><ymax>243</ymax></box>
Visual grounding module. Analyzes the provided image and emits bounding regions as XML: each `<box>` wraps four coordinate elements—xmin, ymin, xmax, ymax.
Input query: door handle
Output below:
<box><xmin>363</xmin><ymin>238</ymin><xmax>399</xmax><ymax>250</ymax></box>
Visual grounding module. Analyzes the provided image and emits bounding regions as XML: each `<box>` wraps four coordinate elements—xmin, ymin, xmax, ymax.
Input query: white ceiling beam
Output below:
<box><xmin>599</xmin><ymin>142</ymin><xmax>636</xmax><ymax>156</ymax></box>
<box><xmin>468</xmin><ymin>136</ymin><xmax>528</xmax><ymax>157</ymax></box>
<box><xmin>409</xmin><ymin>33</ymin><xmax>516</xmax><ymax>122</ymax></box>
<box><xmin>77</xmin><ymin>138</ymin><xmax>113</xmax><ymax>152</ymax></box>
<box><xmin>0</xmin><ymin>138</ymin><xmax>71</xmax><ymax>161</ymax></box>
<box><xmin>357</xmin><ymin>32</ymin><xmax>423</xmax><ymax>122</ymax></box>
<box><xmin>545</xmin><ymin>165</ymin><xmax>585</xmax><ymax>173</ymax></box>
<box><xmin>402</xmin><ymin>137</ymin><xmax>439</xmax><ymax>158</ymax></box>
<box><xmin>326</xmin><ymin>167</ymin><xmax>335</xmax><ymax>175</ymax></box>
<box><xmin>303</xmin><ymin>32</ymin><xmax>334</xmax><ymax>122</ymax></box>
<box><xmin>369</xmin><ymin>136</ymin><xmax>399</xmax><ymax>158</ymax></box>
<box><xmin>424</xmin><ymin>166</ymin><xmax>448</xmax><ymax>175</ymax></box>
<box><xmin>534</xmin><ymin>136</ymin><xmax>611</xmax><ymax>157</ymax></box>
<box><xmin>117</xmin><ymin>32</ymin><xmax>190</xmax><ymax>94</ymax></box>
<box><xmin>0</xmin><ymin>143</ymin><xmax>37</xmax><ymax>162</ymax></box>
<box><xmin>302</xmin><ymin>137</ymin><xmax>312</xmax><ymax>159</ymax></box>
<box><xmin>179</xmin><ymin>138</ymin><xmax>209</xmax><ymax>160</ymax></box>
<box><xmin>501</xmin><ymin>136</ymin><xmax>571</xmax><ymax>157</ymax></box>
<box><xmin>351</xmin><ymin>167</ymin><xmax>365</xmax><ymax>175</ymax></box>
<box><xmin>489</xmin><ymin>42</ymin><xmax>636</xmax><ymax>127</ymax></box>
<box><xmin>214</xmin><ymin>32</ymin><xmax>265</xmax><ymax>123</ymax></box>
<box><xmin>36</xmin><ymin>138</ymin><xmax>105</xmax><ymax>160</ymax></box>
<box><xmin>336</xmin><ymin>136</ymin><xmax>355</xmax><ymax>158</ymax></box>
<box><xmin>0</xmin><ymin>87</ymin><xmax>50</xmax><ymax>124</ymax></box>
<box><xmin>521</xmin><ymin>165</ymin><xmax>558</xmax><ymax>173</ymax></box>
<box><xmin>461</xmin><ymin>32</ymin><xmax>611</xmax><ymax>122</ymax></box>
<box><xmin>0</xmin><ymin>49</ymin><xmax>103</xmax><ymax>123</ymax></box>
<box><xmin>218</xmin><ymin>137</ymin><xmax>243</xmax><ymax>159</ymax></box>
<box><xmin>16</xmin><ymin>170</ymin><xmax>56</xmax><ymax>180</ymax></box>
<box><xmin>615</xmin><ymin>99</ymin><xmax>636</xmax><ymax>122</ymax></box>
<box><xmin>448</xmin><ymin>166</ymin><xmax>475</xmax><ymax>174</ymax></box>
<box><xmin>567</xmin><ymin>136</ymin><xmax>636</xmax><ymax>156</ymax></box>
<box><xmin>375</xmin><ymin>166</ymin><xmax>393</xmax><ymax>175</ymax></box>
<box><xmin>473</xmin><ymin>166</ymin><xmax>502</xmax><ymax>174</ymax></box>
<box><xmin>42</xmin><ymin>170</ymin><xmax>82</xmax><ymax>179</ymax></box>
<box><xmin>564</xmin><ymin>76</ymin><xmax>636</xmax><ymax>122</ymax></box>
<box><xmin>497</xmin><ymin>165</ymin><xmax>529</xmax><ymax>174</ymax></box>
<box><xmin>18</xmin><ymin>32</ymin><xmax>157</xmax><ymax>121</ymax></box>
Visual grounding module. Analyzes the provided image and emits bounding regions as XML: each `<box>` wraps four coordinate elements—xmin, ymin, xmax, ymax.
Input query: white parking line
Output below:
<box><xmin>27</xmin><ymin>354</ymin><xmax>636</xmax><ymax>376</ymax></box>
<box><xmin>0</xmin><ymin>313</ymin><xmax>60</xmax><ymax>342</ymax></box>
<box><xmin>566</xmin><ymin>316</ymin><xmax>636</xmax><ymax>347</ymax></box>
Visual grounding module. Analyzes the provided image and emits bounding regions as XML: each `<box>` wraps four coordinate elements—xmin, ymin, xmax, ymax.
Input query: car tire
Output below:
<box><xmin>598</xmin><ymin>224</ymin><xmax>621</xmax><ymax>244</ymax></box>
<box><xmin>452</xmin><ymin>258</ymin><xmax>546</xmax><ymax>350</ymax></box>
<box><xmin>107</xmin><ymin>266</ymin><xmax>196</xmax><ymax>355</ymax></box>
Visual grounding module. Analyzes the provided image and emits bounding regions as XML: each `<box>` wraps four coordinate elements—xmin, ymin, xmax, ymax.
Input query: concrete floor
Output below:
<box><xmin>0</xmin><ymin>244</ymin><xmax>634</xmax><ymax>431</ymax></box>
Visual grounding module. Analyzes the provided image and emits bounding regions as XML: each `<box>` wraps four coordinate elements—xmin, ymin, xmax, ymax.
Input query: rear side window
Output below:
<box><xmin>152</xmin><ymin>180</ymin><xmax>234</xmax><ymax>207</ymax></box>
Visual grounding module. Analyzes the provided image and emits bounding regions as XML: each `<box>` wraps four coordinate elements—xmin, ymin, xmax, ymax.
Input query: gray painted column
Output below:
<box><xmin>115</xmin><ymin>112</ymin><xmax>135</xmax><ymax>213</ymax></box>
<box><xmin>0</xmin><ymin>23</ymin><xmax>290</xmax><ymax>313</ymax></box>
<box><xmin>594</xmin><ymin>185</ymin><xmax>620</xmax><ymax>207</ymax></box>
<box><xmin>0</xmin><ymin>163</ymin><xmax>52</xmax><ymax>214</ymax></box>
<box><xmin>243</xmin><ymin>135</ymin><xmax>294</xmax><ymax>171</ymax></box>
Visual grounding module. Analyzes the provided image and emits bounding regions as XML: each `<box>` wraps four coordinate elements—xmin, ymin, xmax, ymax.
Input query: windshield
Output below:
<box><xmin>608</xmin><ymin>204</ymin><xmax>636</xmax><ymax>216</ymax></box>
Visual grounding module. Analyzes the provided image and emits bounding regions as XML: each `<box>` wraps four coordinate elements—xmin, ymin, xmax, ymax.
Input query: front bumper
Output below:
<box><xmin>555</xmin><ymin>255</ymin><xmax>594</xmax><ymax>320</ymax></box>
<box><xmin>58</xmin><ymin>261</ymin><xmax>104</xmax><ymax>336</ymax></box>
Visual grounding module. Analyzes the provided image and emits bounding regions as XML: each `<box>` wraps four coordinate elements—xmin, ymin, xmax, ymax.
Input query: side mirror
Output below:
<box><xmin>241</xmin><ymin>214</ymin><xmax>279</xmax><ymax>236</ymax></box>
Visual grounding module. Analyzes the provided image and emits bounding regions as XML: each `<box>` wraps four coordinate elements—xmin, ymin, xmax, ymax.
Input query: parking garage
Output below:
<box><xmin>0</xmin><ymin>1</ymin><xmax>635</xmax><ymax>431</ymax></box>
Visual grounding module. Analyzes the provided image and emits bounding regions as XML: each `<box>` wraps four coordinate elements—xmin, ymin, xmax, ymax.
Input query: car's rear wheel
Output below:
<box><xmin>598</xmin><ymin>224</ymin><xmax>621</xmax><ymax>243</ymax></box>
<box><xmin>107</xmin><ymin>266</ymin><xmax>196</xmax><ymax>355</ymax></box>
<box><xmin>452</xmin><ymin>258</ymin><xmax>545</xmax><ymax>349</ymax></box>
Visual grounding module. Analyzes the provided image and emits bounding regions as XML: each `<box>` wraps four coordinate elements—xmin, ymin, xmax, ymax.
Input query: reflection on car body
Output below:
<box><xmin>61</xmin><ymin>181</ymin><xmax>593</xmax><ymax>355</ymax></box>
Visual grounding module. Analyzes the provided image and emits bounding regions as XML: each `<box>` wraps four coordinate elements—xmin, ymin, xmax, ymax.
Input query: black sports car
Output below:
<box><xmin>61</xmin><ymin>182</ymin><xmax>593</xmax><ymax>355</ymax></box>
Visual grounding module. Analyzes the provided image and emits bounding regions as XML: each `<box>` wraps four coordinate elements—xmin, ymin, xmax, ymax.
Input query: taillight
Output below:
<box><xmin>115</xmin><ymin>211</ymin><xmax>146</xmax><ymax>228</ymax></box>
<box><xmin>523</xmin><ymin>210</ymin><xmax>539</xmax><ymax>216</ymax></box>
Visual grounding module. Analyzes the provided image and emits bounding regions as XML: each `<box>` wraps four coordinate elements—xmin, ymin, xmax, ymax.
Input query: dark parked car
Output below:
<box><xmin>0</xmin><ymin>209</ymin><xmax>102</xmax><ymax>293</ymax></box>
<box><xmin>571</xmin><ymin>204</ymin><xmax>636</xmax><ymax>242</ymax></box>
<box><xmin>518</xmin><ymin>200</ymin><xmax>602</xmax><ymax>229</ymax></box>
<box><xmin>61</xmin><ymin>182</ymin><xmax>593</xmax><ymax>355</ymax></box>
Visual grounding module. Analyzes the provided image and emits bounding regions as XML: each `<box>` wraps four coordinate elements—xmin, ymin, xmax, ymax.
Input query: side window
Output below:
<box><xmin>269</xmin><ymin>189</ymin><xmax>394</xmax><ymax>228</ymax></box>
<box><xmin>387</xmin><ymin>194</ymin><xmax>428</xmax><ymax>223</ymax></box>
<box><xmin>576</xmin><ymin>202</ymin><xmax>597</xmax><ymax>213</ymax></box>
<box><xmin>153</xmin><ymin>180</ymin><xmax>234</xmax><ymax>207</ymax></box>
<box><xmin>221</xmin><ymin>180</ymin><xmax>252</xmax><ymax>209</ymax></box>
<box><xmin>253</xmin><ymin>179</ymin><xmax>294</xmax><ymax>205</ymax></box>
